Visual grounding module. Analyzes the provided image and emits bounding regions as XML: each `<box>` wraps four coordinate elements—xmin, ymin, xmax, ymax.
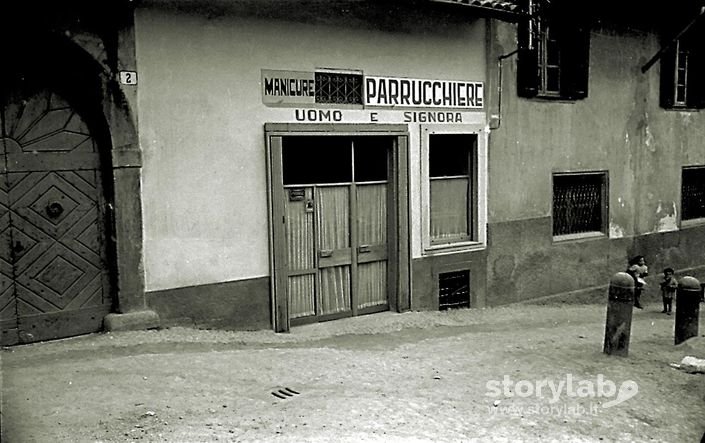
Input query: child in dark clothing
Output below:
<box><xmin>627</xmin><ymin>255</ymin><xmax>648</xmax><ymax>309</ymax></box>
<box><xmin>659</xmin><ymin>268</ymin><xmax>677</xmax><ymax>315</ymax></box>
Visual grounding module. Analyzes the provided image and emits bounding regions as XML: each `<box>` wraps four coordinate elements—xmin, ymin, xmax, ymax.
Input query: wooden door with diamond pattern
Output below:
<box><xmin>0</xmin><ymin>88</ymin><xmax>112</xmax><ymax>345</ymax></box>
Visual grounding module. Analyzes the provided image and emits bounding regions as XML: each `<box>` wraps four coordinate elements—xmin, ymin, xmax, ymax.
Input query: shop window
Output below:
<box><xmin>429</xmin><ymin>134</ymin><xmax>476</xmax><ymax>244</ymax></box>
<box><xmin>517</xmin><ymin>1</ymin><xmax>590</xmax><ymax>100</ymax></box>
<box><xmin>553</xmin><ymin>172</ymin><xmax>607</xmax><ymax>237</ymax></box>
<box><xmin>682</xmin><ymin>166</ymin><xmax>705</xmax><ymax>221</ymax></box>
<box><xmin>660</xmin><ymin>30</ymin><xmax>705</xmax><ymax>109</ymax></box>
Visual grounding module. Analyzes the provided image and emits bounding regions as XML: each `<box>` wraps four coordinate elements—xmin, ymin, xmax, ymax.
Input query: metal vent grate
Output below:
<box><xmin>315</xmin><ymin>72</ymin><xmax>363</xmax><ymax>105</ymax></box>
<box><xmin>439</xmin><ymin>270</ymin><xmax>470</xmax><ymax>310</ymax></box>
<box><xmin>553</xmin><ymin>173</ymin><xmax>604</xmax><ymax>236</ymax></box>
<box><xmin>682</xmin><ymin>167</ymin><xmax>705</xmax><ymax>220</ymax></box>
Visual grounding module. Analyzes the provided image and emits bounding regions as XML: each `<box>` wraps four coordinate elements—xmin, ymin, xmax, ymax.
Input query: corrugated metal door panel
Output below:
<box><xmin>285</xmin><ymin>187</ymin><xmax>315</xmax><ymax>318</ymax></box>
<box><xmin>316</xmin><ymin>186</ymin><xmax>351</xmax><ymax>315</ymax></box>
<box><xmin>356</xmin><ymin>183</ymin><xmax>387</xmax><ymax>309</ymax></box>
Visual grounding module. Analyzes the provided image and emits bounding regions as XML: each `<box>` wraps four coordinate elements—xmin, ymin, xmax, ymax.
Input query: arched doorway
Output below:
<box><xmin>0</xmin><ymin>36</ymin><xmax>115</xmax><ymax>345</ymax></box>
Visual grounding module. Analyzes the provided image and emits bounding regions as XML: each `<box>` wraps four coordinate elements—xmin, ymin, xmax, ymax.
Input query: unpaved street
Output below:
<box><xmin>2</xmin><ymin>303</ymin><xmax>704</xmax><ymax>442</ymax></box>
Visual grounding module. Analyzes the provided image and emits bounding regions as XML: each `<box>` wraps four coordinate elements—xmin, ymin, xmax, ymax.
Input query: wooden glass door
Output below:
<box><xmin>281</xmin><ymin>136</ymin><xmax>391</xmax><ymax>325</ymax></box>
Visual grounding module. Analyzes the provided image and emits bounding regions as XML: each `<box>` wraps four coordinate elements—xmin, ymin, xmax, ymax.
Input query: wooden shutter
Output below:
<box><xmin>559</xmin><ymin>23</ymin><xmax>590</xmax><ymax>100</ymax></box>
<box><xmin>686</xmin><ymin>25</ymin><xmax>705</xmax><ymax>109</ymax></box>
<box><xmin>517</xmin><ymin>15</ymin><xmax>539</xmax><ymax>98</ymax></box>
<box><xmin>659</xmin><ymin>44</ymin><xmax>677</xmax><ymax>109</ymax></box>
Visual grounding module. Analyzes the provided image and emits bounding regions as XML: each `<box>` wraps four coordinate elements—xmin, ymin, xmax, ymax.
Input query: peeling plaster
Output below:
<box><xmin>609</xmin><ymin>222</ymin><xmax>625</xmax><ymax>238</ymax></box>
<box><xmin>655</xmin><ymin>201</ymin><xmax>678</xmax><ymax>233</ymax></box>
<box><xmin>643</xmin><ymin>112</ymin><xmax>655</xmax><ymax>152</ymax></box>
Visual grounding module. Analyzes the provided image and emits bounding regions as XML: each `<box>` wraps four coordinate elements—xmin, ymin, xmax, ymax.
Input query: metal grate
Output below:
<box><xmin>439</xmin><ymin>270</ymin><xmax>470</xmax><ymax>310</ymax></box>
<box><xmin>315</xmin><ymin>72</ymin><xmax>363</xmax><ymax>105</ymax></box>
<box><xmin>553</xmin><ymin>173</ymin><xmax>604</xmax><ymax>236</ymax></box>
<box><xmin>682</xmin><ymin>167</ymin><xmax>705</xmax><ymax>220</ymax></box>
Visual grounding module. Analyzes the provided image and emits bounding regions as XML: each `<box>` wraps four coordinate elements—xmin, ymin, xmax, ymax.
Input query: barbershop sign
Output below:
<box><xmin>262</xmin><ymin>69</ymin><xmax>483</xmax><ymax>109</ymax></box>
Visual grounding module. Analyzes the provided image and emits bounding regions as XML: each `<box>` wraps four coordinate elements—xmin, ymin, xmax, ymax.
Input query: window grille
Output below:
<box><xmin>553</xmin><ymin>173</ymin><xmax>605</xmax><ymax>236</ymax></box>
<box><xmin>315</xmin><ymin>72</ymin><xmax>363</xmax><ymax>105</ymax></box>
<box><xmin>439</xmin><ymin>270</ymin><xmax>470</xmax><ymax>310</ymax></box>
<box><xmin>682</xmin><ymin>167</ymin><xmax>705</xmax><ymax>220</ymax></box>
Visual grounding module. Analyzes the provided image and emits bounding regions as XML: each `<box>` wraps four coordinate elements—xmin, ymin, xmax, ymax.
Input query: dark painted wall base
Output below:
<box><xmin>411</xmin><ymin>249</ymin><xmax>488</xmax><ymax>310</ymax></box>
<box><xmin>146</xmin><ymin>277</ymin><xmax>271</xmax><ymax>330</ymax></box>
<box><xmin>143</xmin><ymin>221</ymin><xmax>705</xmax><ymax>330</ymax></box>
<box><xmin>410</xmin><ymin>218</ymin><xmax>705</xmax><ymax>311</ymax></box>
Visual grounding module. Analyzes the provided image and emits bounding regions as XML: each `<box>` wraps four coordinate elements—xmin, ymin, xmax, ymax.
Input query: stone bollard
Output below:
<box><xmin>603</xmin><ymin>272</ymin><xmax>635</xmax><ymax>357</ymax></box>
<box><xmin>675</xmin><ymin>276</ymin><xmax>701</xmax><ymax>345</ymax></box>
<box><xmin>603</xmin><ymin>272</ymin><xmax>634</xmax><ymax>357</ymax></box>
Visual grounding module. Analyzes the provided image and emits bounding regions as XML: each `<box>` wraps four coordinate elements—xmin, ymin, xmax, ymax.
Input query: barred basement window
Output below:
<box><xmin>553</xmin><ymin>172</ymin><xmax>607</xmax><ymax>237</ymax></box>
<box><xmin>682</xmin><ymin>167</ymin><xmax>705</xmax><ymax>220</ymax></box>
<box><xmin>315</xmin><ymin>72</ymin><xmax>363</xmax><ymax>105</ymax></box>
<box><xmin>439</xmin><ymin>270</ymin><xmax>470</xmax><ymax>310</ymax></box>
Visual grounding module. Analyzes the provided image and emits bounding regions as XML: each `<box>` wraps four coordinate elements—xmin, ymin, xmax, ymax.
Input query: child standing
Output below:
<box><xmin>627</xmin><ymin>255</ymin><xmax>649</xmax><ymax>309</ymax></box>
<box><xmin>659</xmin><ymin>267</ymin><xmax>678</xmax><ymax>315</ymax></box>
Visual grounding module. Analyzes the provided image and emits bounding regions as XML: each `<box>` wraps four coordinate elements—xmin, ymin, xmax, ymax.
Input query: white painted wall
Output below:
<box><xmin>135</xmin><ymin>6</ymin><xmax>487</xmax><ymax>291</ymax></box>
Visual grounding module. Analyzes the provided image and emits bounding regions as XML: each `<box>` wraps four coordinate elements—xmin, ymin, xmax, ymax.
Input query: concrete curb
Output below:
<box><xmin>103</xmin><ymin>310</ymin><xmax>160</xmax><ymax>332</ymax></box>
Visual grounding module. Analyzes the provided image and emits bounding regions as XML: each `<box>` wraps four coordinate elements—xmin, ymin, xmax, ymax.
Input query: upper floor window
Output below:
<box><xmin>517</xmin><ymin>1</ymin><xmax>590</xmax><ymax>100</ymax></box>
<box><xmin>660</xmin><ymin>26</ymin><xmax>705</xmax><ymax>110</ymax></box>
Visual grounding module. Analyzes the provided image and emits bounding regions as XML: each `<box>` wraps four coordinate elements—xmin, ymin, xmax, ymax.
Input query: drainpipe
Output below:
<box><xmin>490</xmin><ymin>48</ymin><xmax>519</xmax><ymax>130</ymax></box>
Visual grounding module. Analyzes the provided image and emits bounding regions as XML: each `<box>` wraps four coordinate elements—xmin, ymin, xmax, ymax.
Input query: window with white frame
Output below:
<box><xmin>422</xmin><ymin>127</ymin><xmax>486</xmax><ymax>252</ymax></box>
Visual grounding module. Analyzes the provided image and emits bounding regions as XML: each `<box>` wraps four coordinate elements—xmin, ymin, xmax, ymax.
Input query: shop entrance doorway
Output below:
<box><xmin>268</xmin><ymin>126</ymin><xmax>410</xmax><ymax>331</ymax></box>
<box><xmin>282</xmin><ymin>136</ymin><xmax>391</xmax><ymax>324</ymax></box>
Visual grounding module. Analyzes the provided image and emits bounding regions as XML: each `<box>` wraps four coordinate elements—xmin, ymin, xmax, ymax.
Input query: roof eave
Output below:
<box><xmin>428</xmin><ymin>0</ymin><xmax>525</xmax><ymax>22</ymax></box>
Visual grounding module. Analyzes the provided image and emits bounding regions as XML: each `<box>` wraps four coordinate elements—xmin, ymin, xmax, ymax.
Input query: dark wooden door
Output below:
<box><xmin>0</xmin><ymin>89</ymin><xmax>112</xmax><ymax>345</ymax></box>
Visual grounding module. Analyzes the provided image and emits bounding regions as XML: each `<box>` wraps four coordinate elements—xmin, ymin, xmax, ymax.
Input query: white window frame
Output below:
<box><xmin>421</xmin><ymin>124</ymin><xmax>487</xmax><ymax>255</ymax></box>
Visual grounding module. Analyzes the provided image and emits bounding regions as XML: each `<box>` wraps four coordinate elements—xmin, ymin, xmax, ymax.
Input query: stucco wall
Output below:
<box><xmin>490</xmin><ymin>22</ymin><xmax>705</xmax><ymax>232</ymax></box>
<box><xmin>135</xmin><ymin>5</ymin><xmax>487</xmax><ymax>291</ymax></box>
<box><xmin>484</xmin><ymin>21</ymin><xmax>705</xmax><ymax>304</ymax></box>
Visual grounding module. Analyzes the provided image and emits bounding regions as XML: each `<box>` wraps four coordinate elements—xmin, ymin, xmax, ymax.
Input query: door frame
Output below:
<box><xmin>265</xmin><ymin>123</ymin><xmax>410</xmax><ymax>332</ymax></box>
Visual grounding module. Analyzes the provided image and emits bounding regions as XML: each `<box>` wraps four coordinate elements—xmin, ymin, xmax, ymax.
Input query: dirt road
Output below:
<box><xmin>2</xmin><ymin>303</ymin><xmax>704</xmax><ymax>442</ymax></box>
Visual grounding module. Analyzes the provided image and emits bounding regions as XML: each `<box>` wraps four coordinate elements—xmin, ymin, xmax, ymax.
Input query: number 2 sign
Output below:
<box><xmin>119</xmin><ymin>71</ymin><xmax>138</xmax><ymax>85</ymax></box>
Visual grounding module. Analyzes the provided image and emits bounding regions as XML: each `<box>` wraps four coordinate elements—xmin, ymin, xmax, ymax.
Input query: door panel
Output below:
<box><xmin>287</xmin><ymin>275</ymin><xmax>315</xmax><ymax>319</ymax></box>
<box><xmin>0</xmin><ymin>156</ymin><xmax>18</xmax><ymax>344</ymax></box>
<box><xmin>356</xmin><ymin>183</ymin><xmax>388</xmax><ymax>310</ymax></box>
<box><xmin>1</xmin><ymin>88</ymin><xmax>112</xmax><ymax>345</ymax></box>
<box><xmin>315</xmin><ymin>186</ymin><xmax>351</xmax><ymax>316</ymax></box>
<box><xmin>285</xmin><ymin>187</ymin><xmax>316</xmax><ymax>319</ymax></box>
<box><xmin>358</xmin><ymin>261</ymin><xmax>387</xmax><ymax>310</ymax></box>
